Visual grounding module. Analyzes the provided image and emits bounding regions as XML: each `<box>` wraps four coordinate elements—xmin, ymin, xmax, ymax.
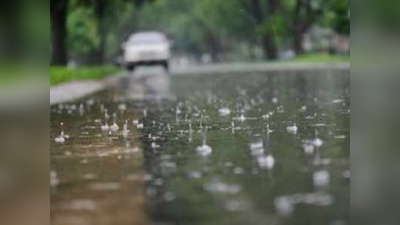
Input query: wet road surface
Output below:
<box><xmin>51</xmin><ymin>67</ymin><xmax>350</xmax><ymax>225</ymax></box>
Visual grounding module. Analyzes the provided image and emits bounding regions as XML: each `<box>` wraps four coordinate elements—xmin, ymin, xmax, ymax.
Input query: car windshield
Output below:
<box><xmin>128</xmin><ymin>33</ymin><xmax>166</xmax><ymax>45</ymax></box>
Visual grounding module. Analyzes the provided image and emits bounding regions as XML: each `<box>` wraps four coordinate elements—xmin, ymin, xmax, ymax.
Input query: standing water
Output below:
<box><xmin>51</xmin><ymin>69</ymin><xmax>349</xmax><ymax>225</ymax></box>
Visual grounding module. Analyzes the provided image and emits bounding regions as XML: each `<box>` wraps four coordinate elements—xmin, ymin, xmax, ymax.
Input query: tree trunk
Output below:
<box><xmin>94</xmin><ymin>0</ymin><xmax>107</xmax><ymax>65</ymax></box>
<box><xmin>207</xmin><ymin>33</ymin><xmax>222</xmax><ymax>62</ymax></box>
<box><xmin>291</xmin><ymin>0</ymin><xmax>325</xmax><ymax>55</ymax></box>
<box><xmin>51</xmin><ymin>0</ymin><xmax>68</xmax><ymax>66</ymax></box>
<box><xmin>262</xmin><ymin>34</ymin><xmax>278</xmax><ymax>60</ymax></box>
<box><xmin>249</xmin><ymin>0</ymin><xmax>279</xmax><ymax>60</ymax></box>
<box><xmin>293</xmin><ymin>28</ymin><xmax>305</xmax><ymax>55</ymax></box>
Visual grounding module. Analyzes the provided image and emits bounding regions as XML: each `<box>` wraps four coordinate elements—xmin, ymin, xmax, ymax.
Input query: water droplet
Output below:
<box><xmin>218</xmin><ymin>107</ymin><xmax>231</xmax><ymax>116</ymax></box>
<box><xmin>257</xmin><ymin>155</ymin><xmax>275</xmax><ymax>170</ymax></box>
<box><xmin>313</xmin><ymin>170</ymin><xmax>330</xmax><ymax>187</ymax></box>
<box><xmin>286</xmin><ymin>123</ymin><xmax>298</xmax><ymax>134</ymax></box>
<box><xmin>110</xmin><ymin>122</ymin><xmax>119</xmax><ymax>132</ymax></box>
<box><xmin>275</xmin><ymin>196</ymin><xmax>293</xmax><ymax>216</ymax></box>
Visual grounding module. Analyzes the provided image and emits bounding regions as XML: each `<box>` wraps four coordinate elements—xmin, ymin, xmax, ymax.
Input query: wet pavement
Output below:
<box><xmin>51</xmin><ymin>67</ymin><xmax>350</xmax><ymax>225</ymax></box>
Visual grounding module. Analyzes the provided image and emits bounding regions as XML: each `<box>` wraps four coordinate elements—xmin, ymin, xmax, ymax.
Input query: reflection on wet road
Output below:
<box><xmin>51</xmin><ymin>67</ymin><xmax>350</xmax><ymax>225</ymax></box>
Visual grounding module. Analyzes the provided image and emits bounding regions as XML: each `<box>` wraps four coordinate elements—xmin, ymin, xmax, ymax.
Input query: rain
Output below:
<box><xmin>51</xmin><ymin>69</ymin><xmax>350</xmax><ymax>225</ymax></box>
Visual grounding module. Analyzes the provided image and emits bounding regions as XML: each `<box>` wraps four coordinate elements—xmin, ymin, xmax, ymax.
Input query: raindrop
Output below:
<box><xmin>237</xmin><ymin>114</ymin><xmax>246</xmax><ymax>122</ymax></box>
<box><xmin>122</xmin><ymin>121</ymin><xmax>130</xmax><ymax>137</ymax></box>
<box><xmin>257</xmin><ymin>155</ymin><xmax>275</xmax><ymax>170</ymax></box>
<box><xmin>262</xmin><ymin>114</ymin><xmax>270</xmax><ymax>120</ymax></box>
<box><xmin>196</xmin><ymin>126</ymin><xmax>212</xmax><ymax>157</ymax></box>
<box><xmin>143</xmin><ymin>109</ymin><xmax>148</xmax><ymax>117</ymax></box>
<box><xmin>118</xmin><ymin>103</ymin><xmax>127</xmax><ymax>111</ymax></box>
<box><xmin>302</xmin><ymin>143</ymin><xmax>315</xmax><ymax>155</ymax></box>
<box><xmin>167</xmin><ymin>123</ymin><xmax>171</xmax><ymax>131</ymax></box>
<box><xmin>110</xmin><ymin>122</ymin><xmax>119</xmax><ymax>132</ymax></box>
<box><xmin>104</xmin><ymin>109</ymin><xmax>110</xmax><ymax>120</ymax></box>
<box><xmin>164</xmin><ymin>192</ymin><xmax>176</xmax><ymax>202</ymax></box>
<box><xmin>333</xmin><ymin>99</ymin><xmax>344</xmax><ymax>104</ymax></box>
<box><xmin>55</xmin><ymin>133</ymin><xmax>65</xmax><ymax>144</ymax></box>
<box><xmin>137</xmin><ymin>123</ymin><xmax>144</xmax><ymax>129</ymax></box>
<box><xmin>250</xmin><ymin>141</ymin><xmax>264</xmax><ymax>156</ymax></box>
<box><xmin>204</xmin><ymin>180</ymin><xmax>241</xmax><ymax>194</ymax></box>
<box><xmin>196</xmin><ymin>144</ymin><xmax>212</xmax><ymax>157</ymax></box>
<box><xmin>313</xmin><ymin>170</ymin><xmax>330</xmax><ymax>187</ymax></box>
<box><xmin>55</xmin><ymin>122</ymin><xmax>66</xmax><ymax>144</ymax></box>
<box><xmin>286</xmin><ymin>123</ymin><xmax>298</xmax><ymax>134</ymax></box>
<box><xmin>151</xmin><ymin>142</ymin><xmax>160</xmax><ymax>149</ymax></box>
<box><xmin>275</xmin><ymin>196</ymin><xmax>293</xmax><ymax>216</ymax></box>
<box><xmin>50</xmin><ymin>170</ymin><xmax>59</xmax><ymax>188</ymax></box>
<box><xmin>101</xmin><ymin>122</ymin><xmax>109</xmax><ymax>131</ymax></box>
<box><xmin>218</xmin><ymin>107</ymin><xmax>231</xmax><ymax>116</ymax></box>
<box><xmin>266</xmin><ymin>124</ymin><xmax>273</xmax><ymax>136</ymax></box>
<box><xmin>300</xmin><ymin>106</ymin><xmax>307</xmax><ymax>112</ymax></box>
<box><xmin>312</xmin><ymin>137</ymin><xmax>324</xmax><ymax>147</ymax></box>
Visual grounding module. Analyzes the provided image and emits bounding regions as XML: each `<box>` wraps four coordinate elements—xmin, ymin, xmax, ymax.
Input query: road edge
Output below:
<box><xmin>50</xmin><ymin>72</ymin><xmax>125</xmax><ymax>105</ymax></box>
<box><xmin>50</xmin><ymin>62</ymin><xmax>350</xmax><ymax>105</ymax></box>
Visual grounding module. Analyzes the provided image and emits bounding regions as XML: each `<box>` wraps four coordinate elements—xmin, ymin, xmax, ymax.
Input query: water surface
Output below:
<box><xmin>51</xmin><ymin>69</ymin><xmax>350</xmax><ymax>225</ymax></box>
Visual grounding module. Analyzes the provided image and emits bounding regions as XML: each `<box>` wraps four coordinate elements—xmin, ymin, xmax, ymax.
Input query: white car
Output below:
<box><xmin>122</xmin><ymin>32</ymin><xmax>171</xmax><ymax>71</ymax></box>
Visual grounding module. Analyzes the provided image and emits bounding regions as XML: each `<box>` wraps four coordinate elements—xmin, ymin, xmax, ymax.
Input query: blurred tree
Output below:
<box><xmin>136</xmin><ymin>0</ymin><xmax>225</xmax><ymax>62</ymax></box>
<box><xmin>79</xmin><ymin>0</ymin><xmax>153</xmax><ymax>64</ymax></box>
<box><xmin>240</xmin><ymin>0</ymin><xmax>281</xmax><ymax>60</ymax></box>
<box><xmin>288</xmin><ymin>0</ymin><xmax>329</xmax><ymax>55</ymax></box>
<box><xmin>283</xmin><ymin>0</ymin><xmax>349</xmax><ymax>55</ymax></box>
<box><xmin>326</xmin><ymin>0</ymin><xmax>350</xmax><ymax>35</ymax></box>
<box><xmin>54</xmin><ymin>0</ymin><xmax>350</xmax><ymax>65</ymax></box>
<box><xmin>51</xmin><ymin>0</ymin><xmax>69</xmax><ymax>66</ymax></box>
<box><xmin>51</xmin><ymin>0</ymin><xmax>153</xmax><ymax>65</ymax></box>
<box><xmin>67</xmin><ymin>3</ymin><xmax>98</xmax><ymax>62</ymax></box>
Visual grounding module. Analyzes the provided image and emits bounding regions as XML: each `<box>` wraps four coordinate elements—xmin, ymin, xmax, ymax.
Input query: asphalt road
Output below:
<box><xmin>51</xmin><ymin>65</ymin><xmax>350</xmax><ymax>225</ymax></box>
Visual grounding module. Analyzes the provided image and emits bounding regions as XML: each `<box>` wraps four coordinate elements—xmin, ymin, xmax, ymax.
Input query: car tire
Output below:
<box><xmin>161</xmin><ymin>61</ymin><xmax>169</xmax><ymax>72</ymax></box>
<box><xmin>126</xmin><ymin>64</ymin><xmax>135</xmax><ymax>72</ymax></box>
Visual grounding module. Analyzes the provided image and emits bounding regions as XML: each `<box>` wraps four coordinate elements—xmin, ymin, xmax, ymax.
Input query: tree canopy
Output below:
<box><xmin>50</xmin><ymin>0</ymin><xmax>350</xmax><ymax>65</ymax></box>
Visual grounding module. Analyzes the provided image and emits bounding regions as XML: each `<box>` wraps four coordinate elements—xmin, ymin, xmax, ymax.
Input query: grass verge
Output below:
<box><xmin>50</xmin><ymin>66</ymin><xmax>120</xmax><ymax>86</ymax></box>
<box><xmin>293</xmin><ymin>53</ymin><xmax>350</xmax><ymax>63</ymax></box>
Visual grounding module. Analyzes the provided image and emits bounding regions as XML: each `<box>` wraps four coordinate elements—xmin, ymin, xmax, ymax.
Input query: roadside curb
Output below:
<box><xmin>50</xmin><ymin>72</ymin><xmax>125</xmax><ymax>105</ymax></box>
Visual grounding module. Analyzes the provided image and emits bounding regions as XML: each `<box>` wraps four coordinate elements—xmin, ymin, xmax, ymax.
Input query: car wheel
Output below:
<box><xmin>126</xmin><ymin>64</ymin><xmax>135</xmax><ymax>72</ymax></box>
<box><xmin>162</xmin><ymin>61</ymin><xmax>169</xmax><ymax>72</ymax></box>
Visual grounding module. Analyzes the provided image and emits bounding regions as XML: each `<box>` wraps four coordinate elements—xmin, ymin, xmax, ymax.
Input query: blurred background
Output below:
<box><xmin>50</xmin><ymin>0</ymin><xmax>350</xmax><ymax>68</ymax></box>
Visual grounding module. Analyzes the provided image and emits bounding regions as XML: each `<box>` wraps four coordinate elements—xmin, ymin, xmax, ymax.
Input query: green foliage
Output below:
<box><xmin>50</xmin><ymin>66</ymin><xmax>120</xmax><ymax>86</ymax></box>
<box><xmin>292</xmin><ymin>53</ymin><xmax>350</xmax><ymax>63</ymax></box>
<box><xmin>326</xmin><ymin>0</ymin><xmax>350</xmax><ymax>34</ymax></box>
<box><xmin>64</xmin><ymin>0</ymin><xmax>350</xmax><ymax>63</ymax></box>
<box><xmin>67</xmin><ymin>0</ymin><xmax>140</xmax><ymax>62</ymax></box>
<box><xmin>68</xmin><ymin>7</ymin><xmax>99</xmax><ymax>58</ymax></box>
